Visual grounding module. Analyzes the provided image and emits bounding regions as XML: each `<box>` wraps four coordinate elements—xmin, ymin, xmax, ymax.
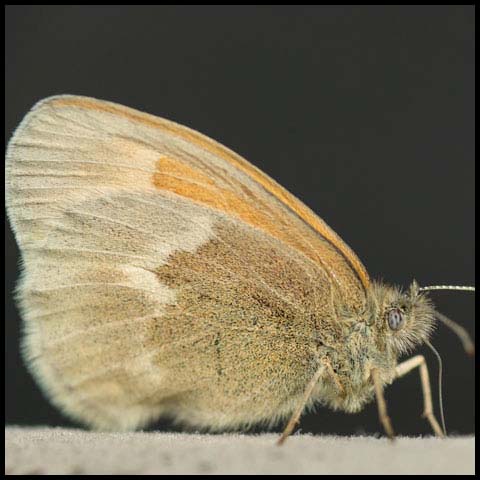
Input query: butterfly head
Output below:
<box><xmin>369</xmin><ymin>280</ymin><xmax>436</xmax><ymax>356</ymax></box>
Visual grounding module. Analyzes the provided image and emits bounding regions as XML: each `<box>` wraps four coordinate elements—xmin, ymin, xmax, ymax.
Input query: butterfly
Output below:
<box><xmin>5</xmin><ymin>95</ymin><xmax>473</xmax><ymax>443</ymax></box>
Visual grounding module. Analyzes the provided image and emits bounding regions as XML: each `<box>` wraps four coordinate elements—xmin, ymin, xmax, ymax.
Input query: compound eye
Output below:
<box><xmin>387</xmin><ymin>308</ymin><xmax>405</xmax><ymax>331</ymax></box>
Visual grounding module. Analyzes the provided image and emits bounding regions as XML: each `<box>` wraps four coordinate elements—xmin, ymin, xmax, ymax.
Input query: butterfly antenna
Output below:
<box><xmin>419</xmin><ymin>285</ymin><xmax>475</xmax><ymax>293</ymax></box>
<box><xmin>425</xmin><ymin>339</ymin><xmax>447</xmax><ymax>437</ymax></box>
<box><xmin>434</xmin><ymin>310</ymin><xmax>475</xmax><ymax>356</ymax></box>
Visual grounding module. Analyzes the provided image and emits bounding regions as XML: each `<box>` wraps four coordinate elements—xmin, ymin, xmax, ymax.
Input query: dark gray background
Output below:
<box><xmin>5</xmin><ymin>5</ymin><xmax>475</xmax><ymax>436</ymax></box>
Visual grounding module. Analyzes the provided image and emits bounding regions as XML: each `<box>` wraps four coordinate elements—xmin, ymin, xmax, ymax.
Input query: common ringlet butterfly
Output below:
<box><xmin>5</xmin><ymin>95</ymin><xmax>474</xmax><ymax>444</ymax></box>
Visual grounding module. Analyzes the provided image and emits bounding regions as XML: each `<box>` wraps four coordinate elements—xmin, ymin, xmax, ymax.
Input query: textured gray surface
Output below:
<box><xmin>5</xmin><ymin>426</ymin><xmax>475</xmax><ymax>475</ymax></box>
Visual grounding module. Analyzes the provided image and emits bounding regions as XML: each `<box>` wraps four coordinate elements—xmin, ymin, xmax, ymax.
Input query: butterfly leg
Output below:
<box><xmin>395</xmin><ymin>355</ymin><xmax>445</xmax><ymax>437</ymax></box>
<box><xmin>277</xmin><ymin>358</ymin><xmax>340</xmax><ymax>446</ymax></box>
<box><xmin>371</xmin><ymin>368</ymin><xmax>396</xmax><ymax>440</ymax></box>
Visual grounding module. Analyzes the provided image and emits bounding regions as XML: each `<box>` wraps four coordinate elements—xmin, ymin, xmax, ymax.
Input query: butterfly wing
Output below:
<box><xmin>6</xmin><ymin>95</ymin><xmax>369</xmax><ymax>430</ymax></box>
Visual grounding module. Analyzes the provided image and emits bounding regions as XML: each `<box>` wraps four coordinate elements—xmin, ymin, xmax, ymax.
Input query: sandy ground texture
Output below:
<box><xmin>5</xmin><ymin>426</ymin><xmax>475</xmax><ymax>475</ymax></box>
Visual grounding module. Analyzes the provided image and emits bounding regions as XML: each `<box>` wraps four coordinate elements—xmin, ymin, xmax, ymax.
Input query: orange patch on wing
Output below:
<box><xmin>50</xmin><ymin>96</ymin><xmax>370</xmax><ymax>289</ymax></box>
<box><xmin>153</xmin><ymin>157</ymin><xmax>294</xmax><ymax>251</ymax></box>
